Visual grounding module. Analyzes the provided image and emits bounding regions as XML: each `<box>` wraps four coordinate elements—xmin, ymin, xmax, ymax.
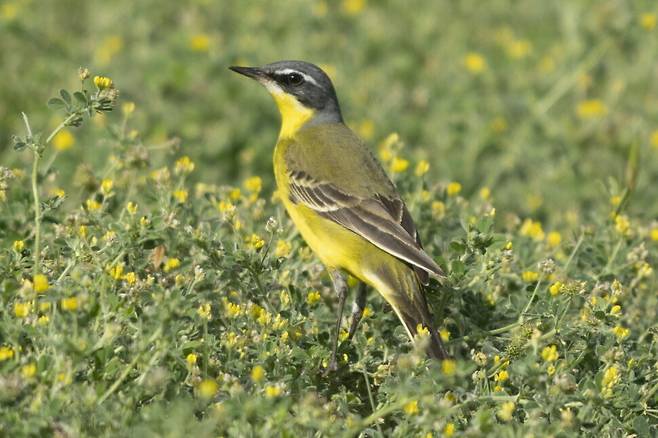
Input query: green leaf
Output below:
<box><xmin>47</xmin><ymin>97</ymin><xmax>65</xmax><ymax>107</ymax></box>
<box><xmin>60</xmin><ymin>89</ymin><xmax>71</xmax><ymax>104</ymax></box>
<box><xmin>73</xmin><ymin>91</ymin><xmax>87</xmax><ymax>105</ymax></box>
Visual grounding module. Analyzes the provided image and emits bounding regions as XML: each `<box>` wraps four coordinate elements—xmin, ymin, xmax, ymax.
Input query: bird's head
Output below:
<box><xmin>230</xmin><ymin>60</ymin><xmax>342</xmax><ymax>138</ymax></box>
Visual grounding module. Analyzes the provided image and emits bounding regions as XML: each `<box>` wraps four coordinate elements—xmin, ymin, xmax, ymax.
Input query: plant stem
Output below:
<box><xmin>22</xmin><ymin>113</ymin><xmax>41</xmax><ymax>277</ymax></box>
<box><xmin>519</xmin><ymin>274</ymin><xmax>545</xmax><ymax>323</ymax></box>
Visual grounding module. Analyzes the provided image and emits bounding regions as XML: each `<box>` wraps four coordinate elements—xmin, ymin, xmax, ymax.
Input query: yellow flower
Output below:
<box><xmin>650</xmin><ymin>227</ymin><xmax>658</xmax><ymax>241</ymax></box>
<box><xmin>446</xmin><ymin>182</ymin><xmax>462</xmax><ymax>197</ymax></box>
<box><xmin>442</xmin><ymin>359</ymin><xmax>456</xmax><ymax>376</ymax></box>
<box><xmin>358</xmin><ymin>119</ymin><xmax>375</xmax><ymax>140</ymax></box>
<box><xmin>265</xmin><ymin>385</ymin><xmax>282</xmax><ymax>398</ymax></box>
<box><xmin>243</xmin><ymin>176</ymin><xmax>262</xmax><ymax>193</ymax></box>
<box><xmin>541</xmin><ymin>345</ymin><xmax>559</xmax><ymax>362</ymax></box>
<box><xmin>0</xmin><ymin>346</ymin><xmax>15</xmax><ymax>361</ymax></box>
<box><xmin>52</xmin><ymin>130</ymin><xmax>75</xmax><ymax>151</ymax></box>
<box><xmin>497</xmin><ymin>401</ymin><xmax>515</xmax><ymax>422</ymax></box>
<box><xmin>341</xmin><ymin>0</ymin><xmax>365</xmax><ymax>15</ymax></box>
<box><xmin>403</xmin><ymin>400</ymin><xmax>419</xmax><ymax>416</ymax></box>
<box><xmin>126</xmin><ymin>201</ymin><xmax>138</xmax><ymax>215</ymax></box>
<box><xmin>274</xmin><ymin>239</ymin><xmax>292</xmax><ymax>258</ymax></box>
<box><xmin>306</xmin><ymin>290</ymin><xmax>321</xmax><ymax>306</ymax></box>
<box><xmin>14</xmin><ymin>302</ymin><xmax>31</xmax><ymax>318</ymax></box>
<box><xmin>164</xmin><ymin>258</ymin><xmax>181</xmax><ymax>272</ymax></box>
<box><xmin>640</xmin><ymin>13</ymin><xmax>657</xmax><ymax>30</ymax></box>
<box><xmin>108</xmin><ymin>263</ymin><xmax>124</xmax><ymax>280</ymax></box>
<box><xmin>495</xmin><ymin>370</ymin><xmax>509</xmax><ymax>383</ymax></box>
<box><xmin>21</xmin><ymin>363</ymin><xmax>37</xmax><ymax>379</ymax></box>
<box><xmin>390</xmin><ymin>157</ymin><xmax>409</xmax><ymax>173</ymax></box>
<box><xmin>86</xmin><ymin>199</ymin><xmax>101</xmax><ymax>211</ymax></box>
<box><xmin>172</xmin><ymin>189</ymin><xmax>188</xmax><ymax>203</ymax></box>
<box><xmin>189</xmin><ymin>33</ymin><xmax>211</xmax><ymax>52</ymax></box>
<box><xmin>610</xmin><ymin>195</ymin><xmax>622</xmax><ymax>206</ymax></box>
<box><xmin>506</xmin><ymin>39</ymin><xmax>532</xmax><ymax>59</ymax></box>
<box><xmin>522</xmin><ymin>271</ymin><xmax>539</xmax><ymax>283</ymax></box>
<box><xmin>576</xmin><ymin>99</ymin><xmax>607</xmax><ymax>119</ymax></box>
<box><xmin>610</xmin><ymin>305</ymin><xmax>621</xmax><ymax>315</ymax></box>
<box><xmin>123</xmin><ymin>272</ymin><xmax>137</xmax><ymax>285</ymax></box>
<box><xmin>546</xmin><ymin>231</ymin><xmax>562</xmax><ymax>248</ymax></box>
<box><xmin>186</xmin><ymin>353</ymin><xmax>198</xmax><ymax>366</ymax></box>
<box><xmin>650</xmin><ymin>130</ymin><xmax>658</xmax><ymax>149</ymax></box>
<box><xmin>614</xmin><ymin>215</ymin><xmax>630</xmax><ymax>235</ymax></box>
<box><xmin>549</xmin><ymin>281</ymin><xmax>563</xmax><ymax>296</ymax></box>
<box><xmin>547</xmin><ymin>364</ymin><xmax>556</xmax><ymax>376</ymax></box>
<box><xmin>479</xmin><ymin>187</ymin><xmax>491</xmax><ymax>201</ymax></box>
<box><xmin>197</xmin><ymin>379</ymin><xmax>218</xmax><ymax>399</ymax></box>
<box><xmin>100</xmin><ymin>178</ymin><xmax>113</xmax><ymax>194</ymax></box>
<box><xmin>464</xmin><ymin>52</ymin><xmax>487</xmax><ymax>73</ymax></box>
<box><xmin>601</xmin><ymin>366</ymin><xmax>619</xmax><ymax>397</ymax></box>
<box><xmin>612</xmin><ymin>325</ymin><xmax>630</xmax><ymax>340</ymax></box>
<box><xmin>245</xmin><ymin>234</ymin><xmax>265</xmax><ymax>250</ymax></box>
<box><xmin>229</xmin><ymin>188</ymin><xmax>242</xmax><ymax>201</ymax></box>
<box><xmin>61</xmin><ymin>296</ymin><xmax>79</xmax><ymax>311</ymax></box>
<box><xmin>93</xmin><ymin>75</ymin><xmax>113</xmax><ymax>90</ymax></box>
<box><xmin>174</xmin><ymin>156</ymin><xmax>195</xmax><ymax>174</ymax></box>
<box><xmin>414</xmin><ymin>160</ymin><xmax>430</xmax><ymax>177</ymax></box>
<box><xmin>225</xmin><ymin>301</ymin><xmax>242</xmax><ymax>318</ymax></box>
<box><xmin>197</xmin><ymin>303</ymin><xmax>212</xmax><ymax>320</ymax></box>
<box><xmin>122</xmin><ymin>101</ymin><xmax>135</xmax><ymax>115</ymax></box>
<box><xmin>431</xmin><ymin>201</ymin><xmax>446</xmax><ymax>219</ymax></box>
<box><xmin>443</xmin><ymin>423</ymin><xmax>456</xmax><ymax>437</ymax></box>
<box><xmin>33</xmin><ymin>274</ymin><xmax>49</xmax><ymax>293</ymax></box>
<box><xmin>520</xmin><ymin>219</ymin><xmax>545</xmax><ymax>241</ymax></box>
<box><xmin>251</xmin><ymin>365</ymin><xmax>265</xmax><ymax>383</ymax></box>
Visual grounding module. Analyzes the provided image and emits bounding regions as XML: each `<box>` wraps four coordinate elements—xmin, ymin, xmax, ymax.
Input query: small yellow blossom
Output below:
<box><xmin>100</xmin><ymin>178</ymin><xmax>113</xmax><ymax>194</ymax></box>
<box><xmin>650</xmin><ymin>227</ymin><xmax>658</xmax><ymax>241</ymax></box>
<box><xmin>197</xmin><ymin>379</ymin><xmax>218</xmax><ymax>399</ymax></box>
<box><xmin>547</xmin><ymin>231</ymin><xmax>562</xmax><ymax>248</ymax></box>
<box><xmin>265</xmin><ymin>385</ymin><xmax>282</xmax><ymax>398</ymax></box>
<box><xmin>541</xmin><ymin>345</ymin><xmax>559</xmax><ymax>362</ymax></box>
<box><xmin>172</xmin><ymin>189</ymin><xmax>188</xmax><ymax>203</ymax></box>
<box><xmin>612</xmin><ymin>325</ymin><xmax>630</xmax><ymax>340</ymax></box>
<box><xmin>21</xmin><ymin>363</ymin><xmax>37</xmax><ymax>379</ymax></box>
<box><xmin>78</xmin><ymin>225</ymin><xmax>88</xmax><ymax>238</ymax></box>
<box><xmin>547</xmin><ymin>364</ymin><xmax>556</xmax><ymax>376</ymax></box>
<box><xmin>197</xmin><ymin>303</ymin><xmax>212</xmax><ymax>320</ymax></box>
<box><xmin>275</xmin><ymin>239</ymin><xmax>292</xmax><ymax>258</ymax></box>
<box><xmin>251</xmin><ymin>365</ymin><xmax>265</xmax><ymax>383</ymax></box>
<box><xmin>13</xmin><ymin>240</ymin><xmax>25</xmax><ymax>252</ymax></box>
<box><xmin>243</xmin><ymin>176</ymin><xmax>262</xmax><ymax>193</ymax></box>
<box><xmin>108</xmin><ymin>263</ymin><xmax>124</xmax><ymax>280</ymax></box>
<box><xmin>93</xmin><ymin>75</ymin><xmax>113</xmax><ymax>90</ymax></box>
<box><xmin>610</xmin><ymin>305</ymin><xmax>621</xmax><ymax>315</ymax></box>
<box><xmin>122</xmin><ymin>101</ymin><xmax>135</xmax><ymax>115</ymax></box>
<box><xmin>577</xmin><ymin>99</ymin><xmax>607</xmax><ymax>119</ymax></box>
<box><xmin>414</xmin><ymin>160</ymin><xmax>430</xmax><ymax>177</ymax></box>
<box><xmin>189</xmin><ymin>33</ymin><xmax>210</xmax><ymax>52</ymax></box>
<box><xmin>497</xmin><ymin>401</ymin><xmax>515</xmax><ymax>422</ymax></box>
<box><xmin>358</xmin><ymin>119</ymin><xmax>375</xmax><ymax>140</ymax></box>
<box><xmin>217</xmin><ymin>200</ymin><xmax>235</xmax><ymax>215</ymax></box>
<box><xmin>225</xmin><ymin>301</ymin><xmax>241</xmax><ymax>317</ymax></box>
<box><xmin>164</xmin><ymin>258</ymin><xmax>181</xmax><ymax>272</ymax></box>
<box><xmin>229</xmin><ymin>188</ymin><xmax>242</xmax><ymax>201</ymax></box>
<box><xmin>614</xmin><ymin>215</ymin><xmax>630</xmax><ymax>235</ymax></box>
<box><xmin>245</xmin><ymin>234</ymin><xmax>265</xmax><ymax>250</ymax></box>
<box><xmin>123</xmin><ymin>272</ymin><xmax>137</xmax><ymax>285</ymax></box>
<box><xmin>341</xmin><ymin>0</ymin><xmax>365</xmax><ymax>15</ymax></box>
<box><xmin>495</xmin><ymin>370</ymin><xmax>509</xmax><ymax>383</ymax></box>
<box><xmin>14</xmin><ymin>302</ymin><xmax>31</xmax><ymax>318</ymax></box>
<box><xmin>0</xmin><ymin>346</ymin><xmax>15</xmax><ymax>361</ymax></box>
<box><xmin>306</xmin><ymin>290</ymin><xmax>321</xmax><ymax>306</ymax></box>
<box><xmin>431</xmin><ymin>201</ymin><xmax>446</xmax><ymax>219</ymax></box>
<box><xmin>446</xmin><ymin>182</ymin><xmax>462</xmax><ymax>197</ymax></box>
<box><xmin>640</xmin><ymin>13</ymin><xmax>657</xmax><ymax>30</ymax></box>
<box><xmin>549</xmin><ymin>281</ymin><xmax>563</xmax><ymax>296</ymax></box>
<box><xmin>37</xmin><ymin>315</ymin><xmax>49</xmax><ymax>325</ymax></box>
<box><xmin>439</xmin><ymin>328</ymin><xmax>450</xmax><ymax>342</ymax></box>
<box><xmin>443</xmin><ymin>423</ymin><xmax>456</xmax><ymax>437</ymax></box>
<box><xmin>390</xmin><ymin>157</ymin><xmax>409</xmax><ymax>173</ymax></box>
<box><xmin>442</xmin><ymin>359</ymin><xmax>457</xmax><ymax>376</ymax></box>
<box><xmin>61</xmin><ymin>296</ymin><xmax>79</xmax><ymax>311</ymax></box>
<box><xmin>520</xmin><ymin>218</ymin><xmax>545</xmax><ymax>241</ymax></box>
<box><xmin>522</xmin><ymin>271</ymin><xmax>539</xmax><ymax>283</ymax></box>
<box><xmin>174</xmin><ymin>156</ymin><xmax>195</xmax><ymax>174</ymax></box>
<box><xmin>650</xmin><ymin>130</ymin><xmax>658</xmax><ymax>149</ymax></box>
<box><xmin>52</xmin><ymin>130</ymin><xmax>75</xmax><ymax>151</ymax></box>
<box><xmin>86</xmin><ymin>199</ymin><xmax>101</xmax><ymax>211</ymax></box>
<box><xmin>601</xmin><ymin>365</ymin><xmax>619</xmax><ymax>397</ymax></box>
<box><xmin>403</xmin><ymin>400</ymin><xmax>419</xmax><ymax>416</ymax></box>
<box><xmin>186</xmin><ymin>353</ymin><xmax>197</xmax><ymax>366</ymax></box>
<box><xmin>33</xmin><ymin>274</ymin><xmax>49</xmax><ymax>293</ymax></box>
<box><xmin>610</xmin><ymin>195</ymin><xmax>622</xmax><ymax>206</ymax></box>
<box><xmin>126</xmin><ymin>201</ymin><xmax>138</xmax><ymax>215</ymax></box>
<box><xmin>479</xmin><ymin>186</ymin><xmax>491</xmax><ymax>201</ymax></box>
<box><xmin>362</xmin><ymin>306</ymin><xmax>373</xmax><ymax>318</ymax></box>
<box><xmin>464</xmin><ymin>52</ymin><xmax>487</xmax><ymax>73</ymax></box>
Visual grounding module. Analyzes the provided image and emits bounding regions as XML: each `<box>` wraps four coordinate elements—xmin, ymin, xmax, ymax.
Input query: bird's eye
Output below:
<box><xmin>283</xmin><ymin>72</ymin><xmax>304</xmax><ymax>86</ymax></box>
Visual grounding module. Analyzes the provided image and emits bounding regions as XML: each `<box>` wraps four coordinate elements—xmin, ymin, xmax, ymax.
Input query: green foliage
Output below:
<box><xmin>1</xmin><ymin>0</ymin><xmax>658</xmax><ymax>436</ymax></box>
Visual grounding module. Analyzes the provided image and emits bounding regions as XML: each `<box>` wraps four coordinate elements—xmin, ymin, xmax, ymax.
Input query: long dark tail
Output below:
<box><xmin>397</xmin><ymin>302</ymin><xmax>449</xmax><ymax>360</ymax></box>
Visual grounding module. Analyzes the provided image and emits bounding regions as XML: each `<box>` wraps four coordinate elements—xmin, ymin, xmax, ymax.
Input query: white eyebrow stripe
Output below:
<box><xmin>274</xmin><ymin>68</ymin><xmax>320</xmax><ymax>87</ymax></box>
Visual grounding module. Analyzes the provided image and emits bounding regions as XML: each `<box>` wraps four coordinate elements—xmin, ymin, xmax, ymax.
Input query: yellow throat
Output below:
<box><xmin>270</xmin><ymin>90</ymin><xmax>315</xmax><ymax>139</ymax></box>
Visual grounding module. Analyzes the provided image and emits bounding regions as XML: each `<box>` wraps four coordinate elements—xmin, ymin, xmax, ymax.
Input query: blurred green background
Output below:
<box><xmin>2</xmin><ymin>0</ymin><xmax>657</xmax><ymax>224</ymax></box>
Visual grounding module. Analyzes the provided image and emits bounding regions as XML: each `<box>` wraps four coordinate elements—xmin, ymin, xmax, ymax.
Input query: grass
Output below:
<box><xmin>1</xmin><ymin>0</ymin><xmax>658</xmax><ymax>436</ymax></box>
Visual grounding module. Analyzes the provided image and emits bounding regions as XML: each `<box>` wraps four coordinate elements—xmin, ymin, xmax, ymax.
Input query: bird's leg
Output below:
<box><xmin>347</xmin><ymin>282</ymin><xmax>367</xmax><ymax>341</ymax></box>
<box><xmin>326</xmin><ymin>269</ymin><xmax>348</xmax><ymax>373</ymax></box>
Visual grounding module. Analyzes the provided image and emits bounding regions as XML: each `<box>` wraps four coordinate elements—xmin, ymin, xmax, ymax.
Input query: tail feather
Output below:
<box><xmin>397</xmin><ymin>306</ymin><xmax>449</xmax><ymax>360</ymax></box>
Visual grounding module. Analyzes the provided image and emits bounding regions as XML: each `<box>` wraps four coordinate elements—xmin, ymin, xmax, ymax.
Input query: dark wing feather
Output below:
<box><xmin>288</xmin><ymin>171</ymin><xmax>443</xmax><ymax>281</ymax></box>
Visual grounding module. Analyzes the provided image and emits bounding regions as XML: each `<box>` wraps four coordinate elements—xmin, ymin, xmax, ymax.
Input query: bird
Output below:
<box><xmin>230</xmin><ymin>60</ymin><xmax>448</xmax><ymax>369</ymax></box>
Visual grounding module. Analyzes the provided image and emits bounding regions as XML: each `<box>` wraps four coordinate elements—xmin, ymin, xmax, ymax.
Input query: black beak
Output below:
<box><xmin>229</xmin><ymin>66</ymin><xmax>267</xmax><ymax>80</ymax></box>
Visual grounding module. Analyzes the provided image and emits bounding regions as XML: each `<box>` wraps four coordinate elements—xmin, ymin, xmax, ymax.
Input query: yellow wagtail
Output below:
<box><xmin>230</xmin><ymin>61</ymin><xmax>448</xmax><ymax>368</ymax></box>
